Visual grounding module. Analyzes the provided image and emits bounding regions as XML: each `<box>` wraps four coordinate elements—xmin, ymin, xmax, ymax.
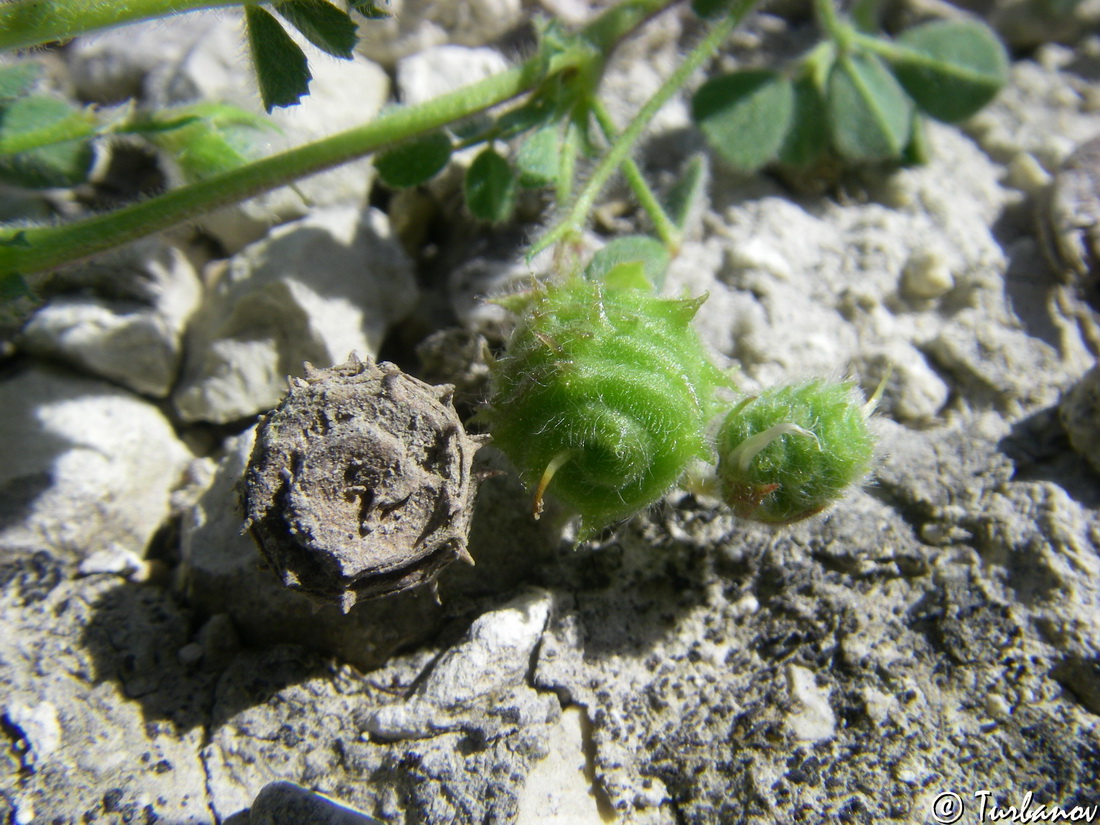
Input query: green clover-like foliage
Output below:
<box><xmin>716</xmin><ymin>379</ymin><xmax>876</xmax><ymax>524</ymax></box>
<box><xmin>485</xmin><ymin>278</ymin><xmax>731</xmax><ymax>538</ymax></box>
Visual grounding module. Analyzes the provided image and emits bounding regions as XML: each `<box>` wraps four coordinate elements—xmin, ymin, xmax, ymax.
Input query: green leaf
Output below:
<box><xmin>778</xmin><ymin>74</ymin><xmax>830</xmax><ymax>168</ymax></box>
<box><xmin>692</xmin><ymin>70</ymin><xmax>794</xmax><ymax>172</ymax></box>
<box><xmin>664</xmin><ymin>153</ymin><xmax>709</xmax><ymax>232</ymax></box>
<box><xmin>0</xmin><ymin>63</ymin><xmax>42</xmax><ymax>102</ymax></box>
<box><xmin>274</xmin><ymin>0</ymin><xmax>358</xmax><ymax>59</ymax></box>
<box><xmin>245</xmin><ymin>5</ymin><xmax>312</xmax><ymax>113</ymax></box>
<box><xmin>465</xmin><ymin>147</ymin><xmax>517</xmax><ymax>223</ymax></box>
<box><xmin>890</xmin><ymin>21</ymin><xmax>1009</xmax><ymax>123</ymax></box>
<box><xmin>584</xmin><ymin>235</ymin><xmax>670</xmax><ymax>292</ymax></box>
<box><xmin>142</xmin><ymin>103</ymin><xmax>273</xmax><ymax>181</ymax></box>
<box><xmin>375</xmin><ymin>132</ymin><xmax>453</xmax><ymax>188</ymax></box>
<box><xmin>826</xmin><ymin>53</ymin><xmax>911</xmax><ymax>162</ymax></box>
<box><xmin>516</xmin><ymin>126</ymin><xmax>560</xmax><ymax>188</ymax></box>
<box><xmin>0</xmin><ymin>95</ymin><xmax>95</xmax><ymax>188</ymax></box>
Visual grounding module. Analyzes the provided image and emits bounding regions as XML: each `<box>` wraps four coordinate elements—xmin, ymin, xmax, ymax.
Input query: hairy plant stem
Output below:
<box><xmin>0</xmin><ymin>0</ymin><xmax>242</xmax><ymax>51</ymax></box>
<box><xmin>529</xmin><ymin>0</ymin><xmax>756</xmax><ymax>259</ymax></box>
<box><xmin>0</xmin><ymin>0</ymin><xmax>675</xmax><ymax>277</ymax></box>
<box><xmin>590</xmin><ymin>98</ymin><xmax>680</xmax><ymax>252</ymax></box>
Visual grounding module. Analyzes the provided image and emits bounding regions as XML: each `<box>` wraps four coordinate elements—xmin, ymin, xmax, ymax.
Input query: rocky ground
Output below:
<box><xmin>2</xmin><ymin>0</ymin><xmax>1100</xmax><ymax>823</ymax></box>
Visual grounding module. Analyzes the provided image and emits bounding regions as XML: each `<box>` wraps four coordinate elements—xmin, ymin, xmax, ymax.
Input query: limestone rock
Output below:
<box><xmin>173</xmin><ymin>206</ymin><xmax>417</xmax><ymax>423</ymax></box>
<box><xmin>0</xmin><ymin>366</ymin><xmax>192</xmax><ymax>562</ymax></box>
<box><xmin>20</xmin><ymin>238</ymin><xmax>201</xmax><ymax>398</ymax></box>
<box><xmin>355</xmin><ymin>0</ymin><xmax>522</xmax><ymax>67</ymax></box>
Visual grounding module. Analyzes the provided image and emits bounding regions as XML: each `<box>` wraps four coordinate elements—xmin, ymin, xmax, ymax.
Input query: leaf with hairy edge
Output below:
<box><xmin>245</xmin><ymin>5</ymin><xmax>312</xmax><ymax>112</ymax></box>
<box><xmin>827</xmin><ymin>53</ymin><xmax>911</xmax><ymax>162</ymax></box>
<box><xmin>692</xmin><ymin>70</ymin><xmax>794</xmax><ymax>172</ymax></box>
<box><xmin>466</xmin><ymin>147</ymin><xmax>517</xmax><ymax>223</ymax></box>
<box><xmin>584</xmin><ymin>235</ymin><xmax>670</xmax><ymax>292</ymax></box>
<box><xmin>375</xmin><ymin>132</ymin><xmax>453</xmax><ymax>188</ymax></box>
<box><xmin>516</xmin><ymin>126</ymin><xmax>560</xmax><ymax>188</ymax></box>
<box><xmin>890</xmin><ymin>20</ymin><xmax>1008</xmax><ymax>123</ymax></box>
<box><xmin>0</xmin><ymin>96</ymin><xmax>95</xmax><ymax>188</ymax></box>
<box><xmin>274</xmin><ymin>0</ymin><xmax>358</xmax><ymax>59</ymax></box>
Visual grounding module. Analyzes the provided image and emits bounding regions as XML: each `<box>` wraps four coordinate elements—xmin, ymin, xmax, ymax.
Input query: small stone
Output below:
<box><xmin>785</xmin><ymin>664</ymin><xmax>835</xmax><ymax>743</ymax></box>
<box><xmin>177</xmin><ymin>643</ymin><xmax>204</xmax><ymax>667</ymax></box>
<box><xmin>901</xmin><ymin>249</ymin><xmax>955</xmax><ymax>301</ymax></box>
<box><xmin>77</xmin><ymin>545</ymin><xmax>148</xmax><ymax>580</ymax></box>
<box><xmin>249</xmin><ymin>781</ymin><xmax>384</xmax><ymax>825</ymax></box>
<box><xmin>1006</xmin><ymin>152</ymin><xmax>1052</xmax><ymax>195</ymax></box>
<box><xmin>243</xmin><ymin>355</ymin><xmax>481</xmax><ymax>609</ymax></box>
<box><xmin>1060</xmin><ymin>364</ymin><xmax>1100</xmax><ymax>473</ymax></box>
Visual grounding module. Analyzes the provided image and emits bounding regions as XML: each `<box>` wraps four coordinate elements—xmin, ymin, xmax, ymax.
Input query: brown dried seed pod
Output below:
<box><xmin>242</xmin><ymin>355</ymin><xmax>480</xmax><ymax>611</ymax></box>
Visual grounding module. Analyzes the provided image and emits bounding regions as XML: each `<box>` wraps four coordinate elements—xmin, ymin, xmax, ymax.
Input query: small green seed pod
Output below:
<box><xmin>485</xmin><ymin>278</ymin><xmax>730</xmax><ymax>538</ymax></box>
<box><xmin>716</xmin><ymin>379</ymin><xmax>876</xmax><ymax>524</ymax></box>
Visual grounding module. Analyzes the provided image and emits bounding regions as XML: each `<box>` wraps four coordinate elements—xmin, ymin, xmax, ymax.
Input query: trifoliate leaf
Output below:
<box><xmin>692</xmin><ymin>70</ymin><xmax>794</xmax><ymax>172</ymax></box>
<box><xmin>890</xmin><ymin>20</ymin><xmax>1008</xmax><ymax>123</ymax></box>
<box><xmin>516</xmin><ymin>126</ymin><xmax>560</xmax><ymax>188</ymax></box>
<box><xmin>827</xmin><ymin>53</ymin><xmax>911</xmax><ymax>162</ymax></box>
<box><xmin>375</xmin><ymin>132</ymin><xmax>453</xmax><ymax>188</ymax></box>
<box><xmin>778</xmin><ymin>74</ymin><xmax>830</xmax><ymax>168</ymax></box>
<box><xmin>465</xmin><ymin>147</ymin><xmax>517</xmax><ymax>223</ymax></box>
<box><xmin>274</xmin><ymin>0</ymin><xmax>358</xmax><ymax>59</ymax></box>
<box><xmin>584</xmin><ymin>235</ymin><xmax>670</xmax><ymax>292</ymax></box>
<box><xmin>0</xmin><ymin>63</ymin><xmax>42</xmax><ymax>102</ymax></box>
<box><xmin>0</xmin><ymin>96</ymin><xmax>95</xmax><ymax>188</ymax></box>
<box><xmin>245</xmin><ymin>5</ymin><xmax>312</xmax><ymax>112</ymax></box>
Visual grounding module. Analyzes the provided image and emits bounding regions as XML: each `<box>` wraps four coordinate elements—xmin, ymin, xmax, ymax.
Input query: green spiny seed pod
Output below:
<box><xmin>716</xmin><ymin>379</ymin><xmax>876</xmax><ymax>524</ymax></box>
<box><xmin>486</xmin><ymin>278</ymin><xmax>730</xmax><ymax>538</ymax></box>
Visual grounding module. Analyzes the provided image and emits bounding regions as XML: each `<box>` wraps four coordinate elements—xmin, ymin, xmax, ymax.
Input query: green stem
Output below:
<box><xmin>0</xmin><ymin>0</ymin><xmax>676</xmax><ymax>276</ymax></box>
<box><xmin>0</xmin><ymin>0</ymin><xmax>243</xmax><ymax>51</ymax></box>
<box><xmin>813</xmin><ymin>0</ymin><xmax>852</xmax><ymax>51</ymax></box>
<box><xmin>590</xmin><ymin>98</ymin><xmax>679</xmax><ymax>251</ymax></box>
<box><xmin>1</xmin><ymin>60</ymin><xmax>550</xmax><ymax>275</ymax></box>
<box><xmin>529</xmin><ymin>0</ymin><xmax>755</xmax><ymax>258</ymax></box>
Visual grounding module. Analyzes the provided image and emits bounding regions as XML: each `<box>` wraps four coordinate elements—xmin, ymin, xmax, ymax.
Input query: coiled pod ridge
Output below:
<box><xmin>716</xmin><ymin>379</ymin><xmax>876</xmax><ymax>524</ymax></box>
<box><xmin>486</xmin><ymin>278</ymin><xmax>730</xmax><ymax>538</ymax></box>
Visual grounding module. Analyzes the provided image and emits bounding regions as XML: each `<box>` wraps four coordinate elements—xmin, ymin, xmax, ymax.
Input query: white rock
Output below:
<box><xmin>3</xmin><ymin>701</ymin><xmax>62</xmax><ymax>766</ymax></box>
<box><xmin>0</xmin><ymin>366</ymin><xmax>192</xmax><ymax>561</ymax></box>
<box><xmin>146</xmin><ymin>12</ymin><xmax>391</xmax><ymax>252</ymax></box>
<box><xmin>366</xmin><ymin>589</ymin><xmax>553</xmax><ymax>739</ymax></box>
<box><xmin>20</xmin><ymin>239</ymin><xmax>201</xmax><ymax>397</ymax></box>
<box><xmin>901</xmin><ymin>249</ymin><xmax>955</xmax><ymax>301</ymax></box>
<box><xmin>858</xmin><ymin>344</ymin><xmax>950</xmax><ymax>422</ymax></box>
<box><xmin>355</xmin><ymin>0</ymin><xmax>523</xmax><ymax>67</ymax></box>
<box><xmin>396</xmin><ymin>44</ymin><xmax>511</xmax><ymax>106</ymax></box>
<box><xmin>68</xmin><ymin>9</ymin><xmax>228</xmax><ymax>102</ymax></box>
<box><xmin>173</xmin><ymin>206</ymin><xmax>417</xmax><ymax>423</ymax></box>
<box><xmin>516</xmin><ymin>706</ymin><xmax>607</xmax><ymax>824</ymax></box>
<box><xmin>77</xmin><ymin>545</ymin><xmax>148</xmax><ymax>579</ymax></box>
<box><xmin>785</xmin><ymin>664</ymin><xmax>836</xmax><ymax>743</ymax></box>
